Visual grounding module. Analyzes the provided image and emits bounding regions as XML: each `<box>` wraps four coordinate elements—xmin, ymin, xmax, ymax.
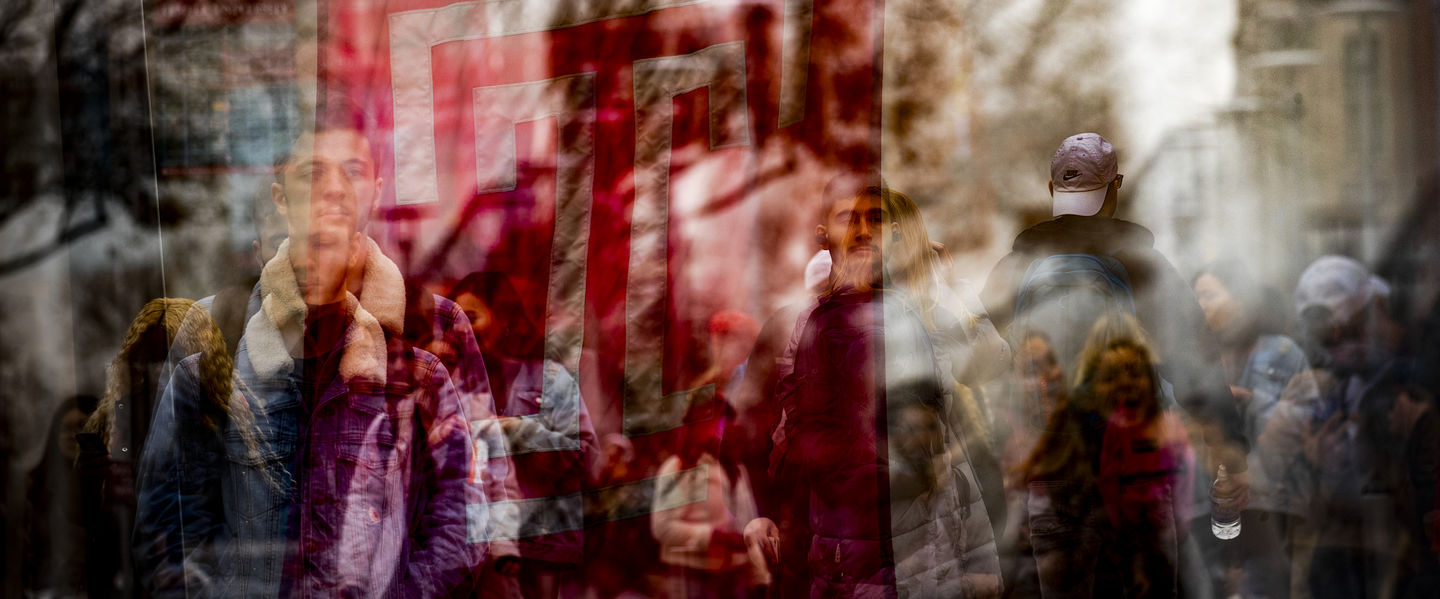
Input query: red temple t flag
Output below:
<box><xmin>315</xmin><ymin>0</ymin><xmax>882</xmax><ymax>566</ymax></box>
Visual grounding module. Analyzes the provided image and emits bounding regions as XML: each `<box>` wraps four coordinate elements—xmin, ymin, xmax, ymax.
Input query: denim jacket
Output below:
<box><xmin>1238</xmin><ymin>334</ymin><xmax>1312</xmax><ymax>516</ymax></box>
<box><xmin>194</xmin><ymin>236</ymin><xmax>515</xmax><ymax>555</ymax></box>
<box><xmin>490</xmin><ymin>358</ymin><xmax>598</xmax><ymax>564</ymax></box>
<box><xmin>136</xmin><ymin>247</ymin><xmax>478</xmax><ymax>598</ymax></box>
<box><xmin>197</xmin><ymin>238</ymin><xmax>517</xmax><ymax>555</ymax></box>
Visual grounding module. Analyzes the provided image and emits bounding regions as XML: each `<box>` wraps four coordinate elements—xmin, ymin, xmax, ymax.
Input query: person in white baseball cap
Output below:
<box><xmin>1289</xmin><ymin>260</ymin><xmax>1409</xmax><ymax>599</ymax></box>
<box><xmin>1294</xmin><ymin>255</ymin><xmax>1391</xmax><ymax>329</ymax></box>
<box><xmin>1049</xmin><ymin>132</ymin><xmax>1123</xmax><ymax>217</ymax></box>
<box><xmin>982</xmin><ymin>132</ymin><xmax>1252</xmax><ymax>586</ymax></box>
<box><xmin>1293</xmin><ymin>254</ymin><xmax>1400</xmax><ymax>376</ymax></box>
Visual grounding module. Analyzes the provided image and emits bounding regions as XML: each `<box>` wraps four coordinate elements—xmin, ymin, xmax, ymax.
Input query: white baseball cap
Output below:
<box><xmin>1294</xmin><ymin>255</ymin><xmax>1390</xmax><ymax>325</ymax></box>
<box><xmin>1050</xmin><ymin>133</ymin><xmax>1118</xmax><ymax>217</ymax></box>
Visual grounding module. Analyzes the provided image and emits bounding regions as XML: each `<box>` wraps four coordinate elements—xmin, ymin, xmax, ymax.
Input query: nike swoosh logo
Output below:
<box><xmin>1063</xmin><ymin>170</ymin><xmax>1081</xmax><ymax>181</ymax></box>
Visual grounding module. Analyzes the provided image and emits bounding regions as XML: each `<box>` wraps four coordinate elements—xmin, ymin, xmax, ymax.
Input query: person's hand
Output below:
<box><xmin>478</xmin><ymin>557</ymin><xmax>523</xmax><ymax>599</ymax></box>
<box><xmin>743</xmin><ymin>518</ymin><xmax>780</xmax><ymax>566</ymax></box>
<box><xmin>1211</xmin><ymin>463</ymin><xmax>1242</xmax><ymax>495</ymax></box>
<box><xmin>930</xmin><ymin>240</ymin><xmax>953</xmax><ymax>267</ymax></box>
<box><xmin>1229</xmin><ymin>385</ymin><xmax>1253</xmax><ymax>405</ymax></box>
<box><xmin>1303</xmin><ymin>412</ymin><xmax>1346</xmax><ymax>465</ymax></box>
<box><xmin>497</xmin><ymin>416</ymin><xmax>525</xmax><ymax>436</ymax></box>
<box><xmin>1229</xmin><ymin>467</ymin><xmax>1251</xmax><ymax>512</ymax></box>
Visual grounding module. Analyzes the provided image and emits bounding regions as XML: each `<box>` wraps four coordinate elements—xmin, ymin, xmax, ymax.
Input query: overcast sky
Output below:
<box><xmin>1115</xmin><ymin>0</ymin><xmax>1238</xmax><ymax>166</ymax></box>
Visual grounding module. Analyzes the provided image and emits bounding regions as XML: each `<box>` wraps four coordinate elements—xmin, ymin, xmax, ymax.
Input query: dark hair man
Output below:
<box><xmin>276</xmin><ymin>102</ymin><xmax>522</xmax><ymax>583</ymax></box>
<box><xmin>135</xmin><ymin>101</ymin><xmax>494</xmax><ymax>597</ymax></box>
<box><xmin>743</xmin><ymin>174</ymin><xmax>1000</xmax><ymax>597</ymax></box>
<box><xmin>274</xmin><ymin>101</ymin><xmax>521</xmax><ymax>565</ymax></box>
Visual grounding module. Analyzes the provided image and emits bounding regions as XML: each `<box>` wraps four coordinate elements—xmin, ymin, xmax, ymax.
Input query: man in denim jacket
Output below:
<box><xmin>192</xmin><ymin>101</ymin><xmax>520</xmax><ymax>567</ymax></box>
<box><xmin>135</xmin><ymin>124</ymin><xmax>480</xmax><ymax>597</ymax></box>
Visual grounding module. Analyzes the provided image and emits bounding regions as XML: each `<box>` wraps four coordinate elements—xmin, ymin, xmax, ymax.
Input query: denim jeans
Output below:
<box><xmin>1027</xmin><ymin>481</ymin><xmax>1107</xmax><ymax>599</ymax></box>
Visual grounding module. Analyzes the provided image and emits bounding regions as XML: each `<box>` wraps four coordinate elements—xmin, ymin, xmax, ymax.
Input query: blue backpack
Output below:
<box><xmin>1012</xmin><ymin>254</ymin><xmax>1137</xmax><ymax>375</ymax></box>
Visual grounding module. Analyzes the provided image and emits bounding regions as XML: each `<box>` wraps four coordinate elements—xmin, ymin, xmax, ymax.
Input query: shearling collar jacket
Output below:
<box><xmin>191</xmin><ymin>236</ymin><xmax>520</xmax><ymax>558</ymax></box>
<box><xmin>134</xmin><ymin>239</ymin><xmax>480</xmax><ymax>598</ymax></box>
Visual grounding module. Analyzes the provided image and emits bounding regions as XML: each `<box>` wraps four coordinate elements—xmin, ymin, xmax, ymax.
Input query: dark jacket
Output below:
<box><xmin>769</xmin><ymin>289</ymin><xmax>1001</xmax><ymax>597</ymax></box>
<box><xmin>199</xmin><ymin>238</ymin><xmax>519</xmax><ymax>556</ymax></box>
<box><xmin>981</xmin><ymin>215</ymin><xmax>1248</xmax><ymax>467</ymax></box>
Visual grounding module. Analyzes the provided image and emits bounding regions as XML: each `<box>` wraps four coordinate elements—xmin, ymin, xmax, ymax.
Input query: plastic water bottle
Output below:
<box><xmin>1211</xmin><ymin>463</ymin><xmax>1242</xmax><ymax>540</ymax></box>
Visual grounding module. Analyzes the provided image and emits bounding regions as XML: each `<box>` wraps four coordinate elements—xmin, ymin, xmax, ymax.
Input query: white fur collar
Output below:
<box><xmin>355</xmin><ymin>237</ymin><xmax>406</xmax><ymax>334</ymax></box>
<box><xmin>247</xmin><ymin>239</ymin><xmax>387</xmax><ymax>383</ymax></box>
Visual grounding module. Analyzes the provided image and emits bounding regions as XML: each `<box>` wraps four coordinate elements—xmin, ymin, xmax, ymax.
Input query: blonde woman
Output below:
<box><xmin>1017</xmin><ymin>314</ymin><xmax>1195</xmax><ymax>599</ymax></box>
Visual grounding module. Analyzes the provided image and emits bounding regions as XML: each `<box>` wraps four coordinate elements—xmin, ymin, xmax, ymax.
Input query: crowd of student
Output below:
<box><xmin>33</xmin><ymin>123</ymin><xmax>1440</xmax><ymax>599</ymax></box>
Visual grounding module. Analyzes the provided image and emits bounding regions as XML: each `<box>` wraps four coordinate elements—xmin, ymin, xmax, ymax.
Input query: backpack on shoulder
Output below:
<box><xmin>1011</xmin><ymin>253</ymin><xmax>1136</xmax><ymax>376</ymax></box>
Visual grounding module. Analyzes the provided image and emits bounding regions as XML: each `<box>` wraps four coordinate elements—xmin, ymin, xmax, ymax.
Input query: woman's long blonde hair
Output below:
<box><xmin>88</xmin><ymin>299</ymin><xmax>207</xmax><ymax>442</ymax></box>
<box><xmin>1014</xmin><ymin>314</ymin><xmax>1161</xmax><ymax>488</ymax></box>
<box><xmin>1070</xmin><ymin>312</ymin><xmax>1159</xmax><ymax>388</ymax></box>
<box><xmin>879</xmin><ymin>187</ymin><xmax>941</xmax><ymax>330</ymax></box>
<box><xmin>87</xmin><ymin>298</ymin><xmax>272</xmax><ymax>486</ymax></box>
